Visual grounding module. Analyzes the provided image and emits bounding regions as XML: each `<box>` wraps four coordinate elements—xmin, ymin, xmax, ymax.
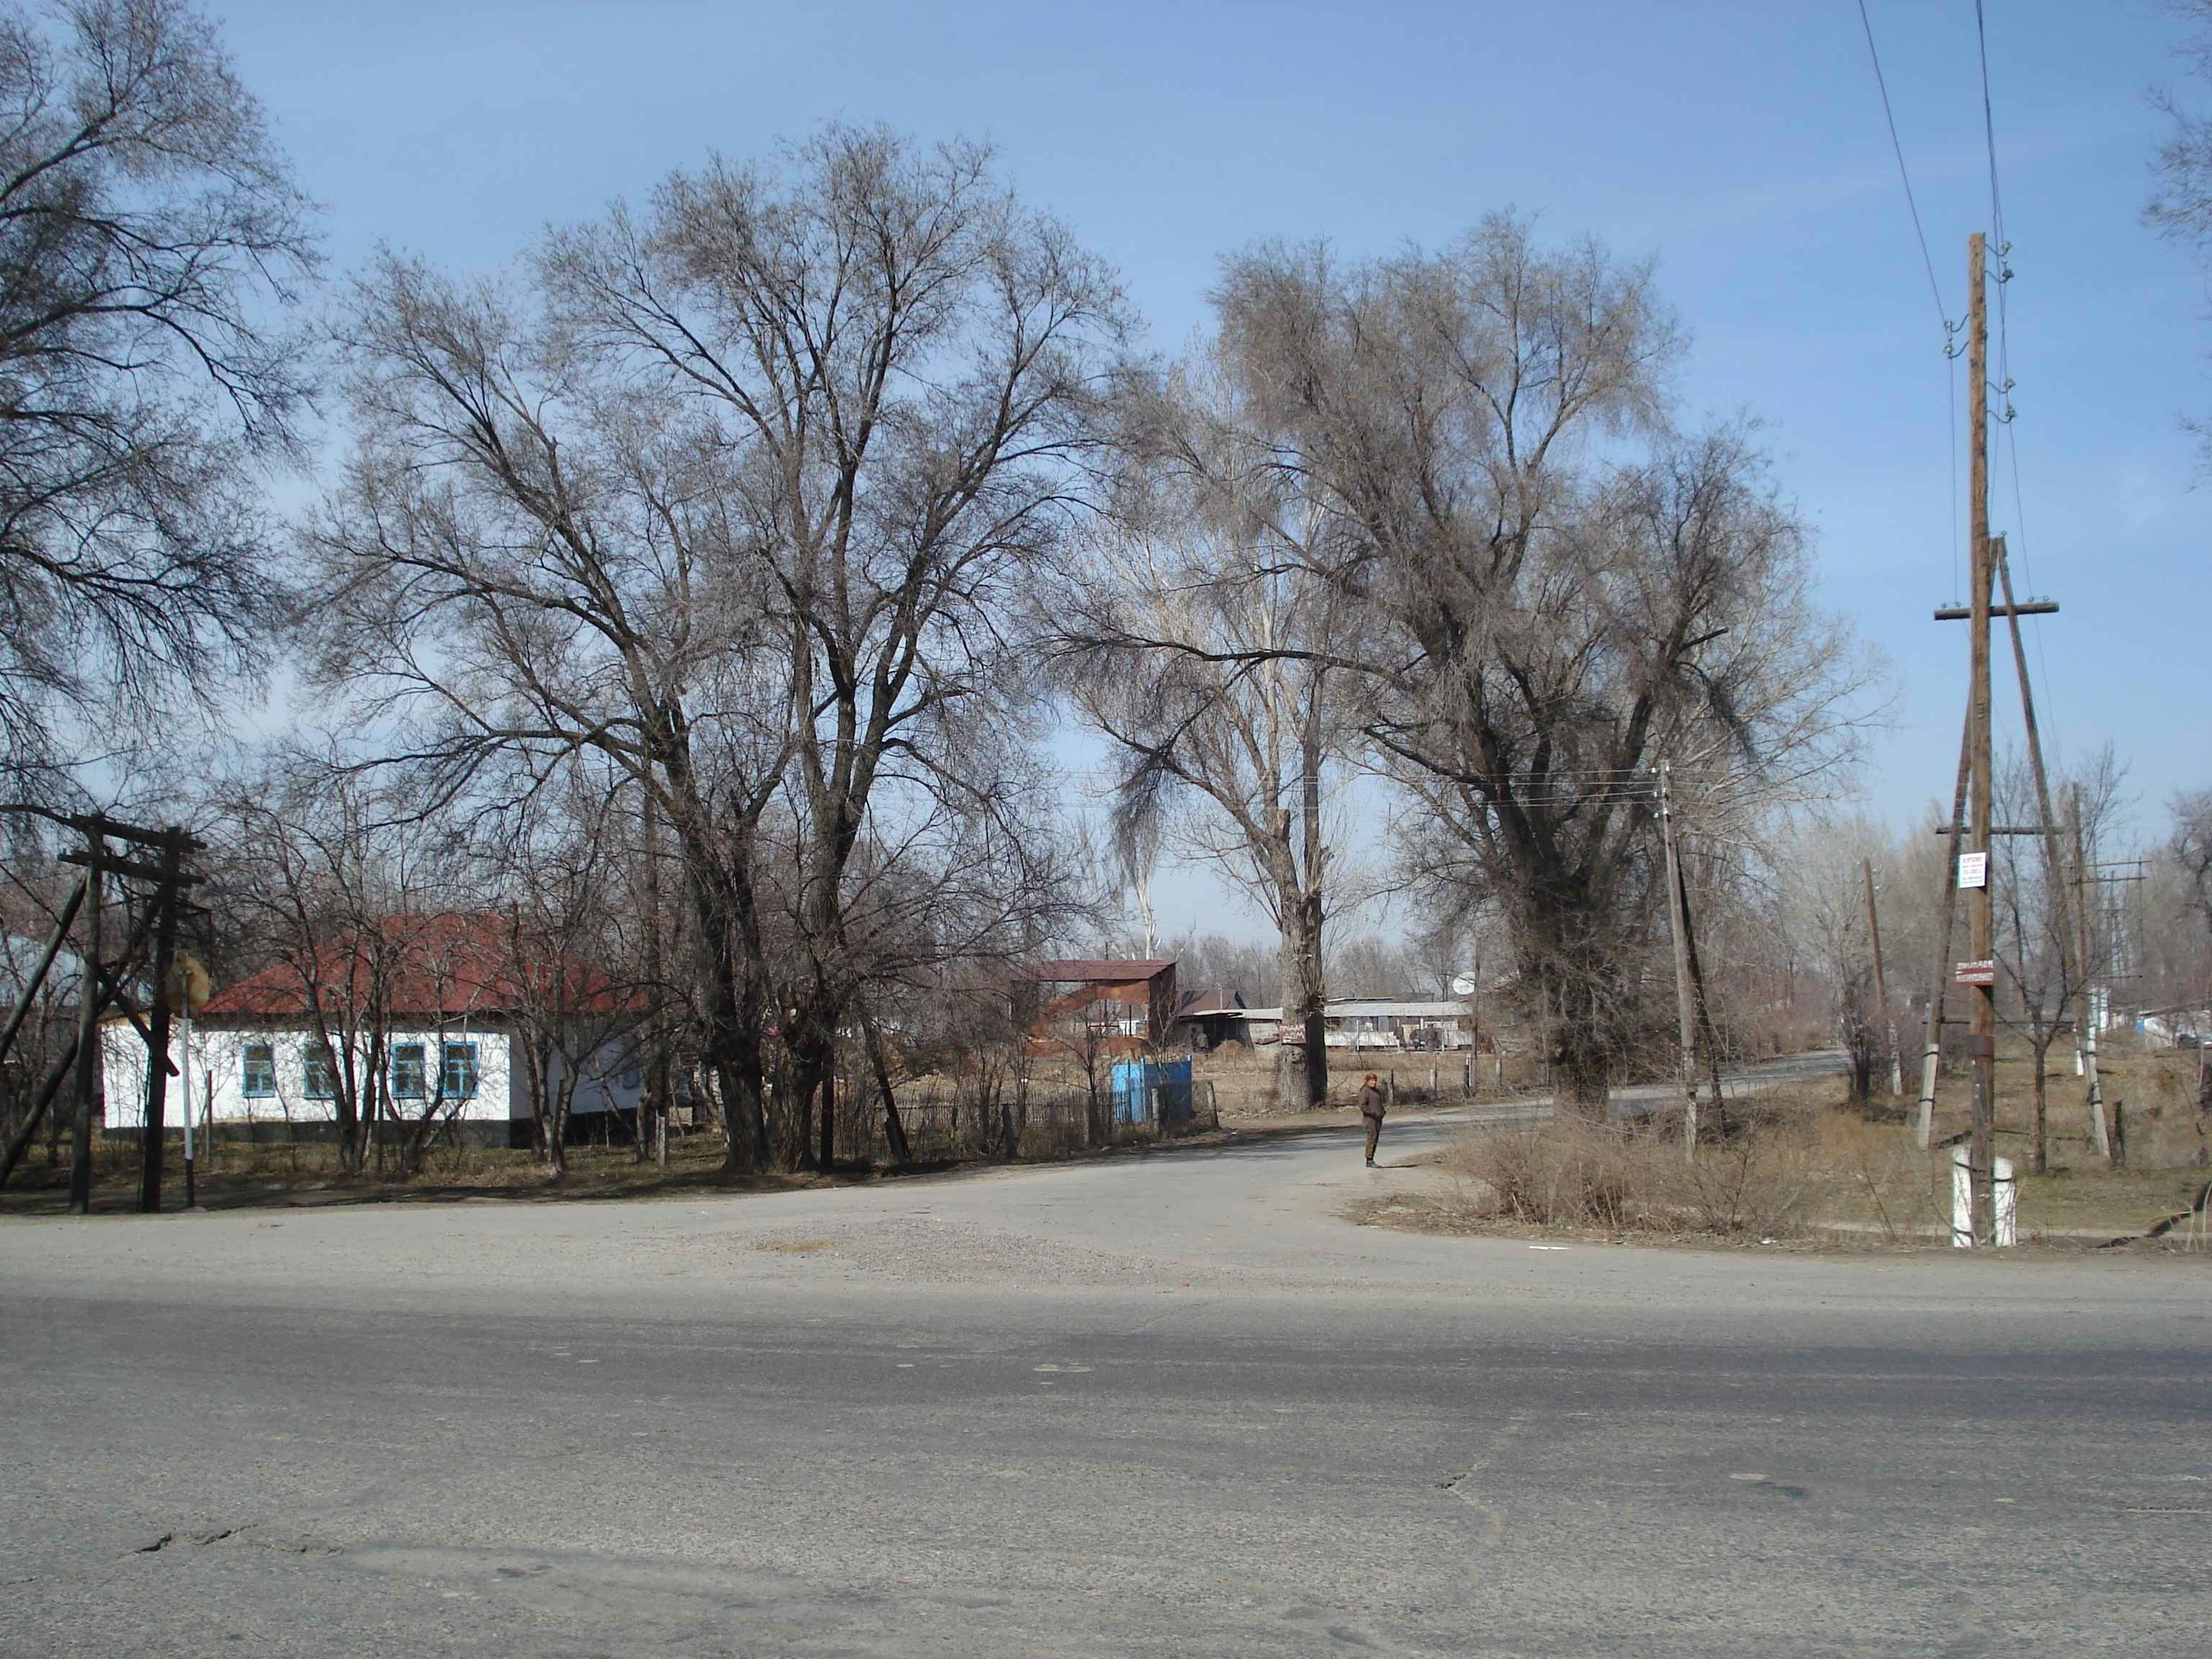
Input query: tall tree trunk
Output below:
<box><xmin>2029</xmin><ymin>1037</ymin><xmax>2049</xmax><ymax>1175</ymax></box>
<box><xmin>866</xmin><ymin>1021</ymin><xmax>911</xmax><ymax>1164</ymax></box>
<box><xmin>1542</xmin><ymin>959</ymin><xmax>1616</xmax><ymax>1125</ymax></box>
<box><xmin>1298</xmin><ymin>687</ymin><xmax>1330</xmax><ymax>1110</ymax></box>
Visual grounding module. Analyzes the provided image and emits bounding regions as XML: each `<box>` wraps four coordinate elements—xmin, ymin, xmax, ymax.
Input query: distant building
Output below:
<box><xmin>1029</xmin><ymin>959</ymin><xmax>1179</xmax><ymax>1056</ymax></box>
<box><xmin>1228</xmin><ymin>998</ymin><xmax>1474</xmax><ymax>1052</ymax></box>
<box><xmin>1172</xmin><ymin>985</ymin><xmax>1249</xmax><ymax>1050</ymax></box>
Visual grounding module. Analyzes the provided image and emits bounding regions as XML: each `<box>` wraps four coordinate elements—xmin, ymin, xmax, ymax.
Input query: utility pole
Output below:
<box><xmin>1917</xmin><ymin>707</ymin><xmax>1972</xmax><ymax>1148</ymax></box>
<box><xmin>135</xmin><ymin>832</ymin><xmax>183</xmax><ymax>1213</ymax></box>
<box><xmin>1660</xmin><ymin>760</ymin><xmax>1699</xmax><ymax>1156</ymax></box>
<box><xmin>65</xmin><ymin>825</ymin><xmax>103</xmax><ymax>1216</ymax></box>
<box><xmin>1864</xmin><ymin>858</ymin><xmax>1902</xmax><ymax>1097</ymax></box>
<box><xmin>1964</xmin><ymin>230</ymin><xmax>1997</xmax><ymax>1245</ymax></box>
<box><xmin>641</xmin><ymin>781</ymin><xmax>667</xmax><ymax>1166</ymax></box>
<box><xmin>1919</xmin><ymin>248</ymin><xmax>2072</xmax><ymax>1187</ymax></box>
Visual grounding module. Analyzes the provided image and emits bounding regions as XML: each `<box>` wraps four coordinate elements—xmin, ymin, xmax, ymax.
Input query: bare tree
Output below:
<box><xmin>2157</xmin><ymin>786</ymin><xmax>2212</xmax><ymax>1157</ymax></box>
<box><xmin>305</xmin><ymin>125</ymin><xmax>1124</xmax><ymax>1174</ymax></box>
<box><xmin>2149</xmin><ymin>1</ymin><xmax>2212</xmax><ymax>472</ymax></box>
<box><xmin>2162</xmin><ymin>787</ymin><xmax>2212</xmax><ymax>993</ymax></box>
<box><xmin>1207</xmin><ymin>219</ymin><xmax>1871</xmax><ymax>1119</ymax></box>
<box><xmin>1770</xmin><ymin>814</ymin><xmax>1905</xmax><ymax>1103</ymax></box>
<box><xmin>1061</xmin><ymin>348</ymin><xmax>1350</xmax><ymax>1108</ymax></box>
<box><xmin>1992</xmin><ymin>748</ymin><xmax>2125</xmax><ymax>1174</ymax></box>
<box><xmin>0</xmin><ymin>0</ymin><xmax>316</xmax><ymax>793</ymax></box>
<box><xmin>207</xmin><ymin>767</ymin><xmax>462</xmax><ymax>1174</ymax></box>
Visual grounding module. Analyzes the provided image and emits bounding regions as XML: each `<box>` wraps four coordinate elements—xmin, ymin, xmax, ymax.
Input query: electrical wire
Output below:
<box><xmin>1974</xmin><ymin>0</ymin><xmax>2063</xmax><ymax>763</ymax></box>
<box><xmin>1857</xmin><ymin>0</ymin><xmax>1964</xmax><ymax>597</ymax></box>
<box><xmin>1976</xmin><ymin>0</ymin><xmax>2018</xmax><ymax>445</ymax></box>
<box><xmin>1975</xmin><ymin>1</ymin><xmax>2009</xmax><ymax>261</ymax></box>
<box><xmin>1856</xmin><ymin>0</ymin><xmax>1953</xmax><ymax>335</ymax></box>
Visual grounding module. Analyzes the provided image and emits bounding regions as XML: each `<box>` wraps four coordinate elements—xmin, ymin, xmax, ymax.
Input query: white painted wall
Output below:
<box><xmin>101</xmin><ymin>1023</ymin><xmax>511</xmax><ymax>1130</ymax></box>
<box><xmin>101</xmin><ymin>1020</ymin><xmax>644</xmax><ymax>1130</ymax></box>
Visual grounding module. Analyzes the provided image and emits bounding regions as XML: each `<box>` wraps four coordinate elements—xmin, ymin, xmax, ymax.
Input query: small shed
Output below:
<box><xmin>1030</xmin><ymin>958</ymin><xmax>1178</xmax><ymax>1056</ymax></box>
<box><xmin>1172</xmin><ymin>985</ymin><xmax>1249</xmax><ymax>1049</ymax></box>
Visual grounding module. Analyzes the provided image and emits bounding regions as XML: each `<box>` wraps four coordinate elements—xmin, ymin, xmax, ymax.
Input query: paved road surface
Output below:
<box><xmin>3</xmin><ymin>1066</ymin><xmax>2208</xmax><ymax>1658</ymax></box>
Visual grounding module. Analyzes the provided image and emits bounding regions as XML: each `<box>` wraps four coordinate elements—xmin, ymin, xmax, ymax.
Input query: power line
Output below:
<box><xmin>1974</xmin><ymin>0</ymin><xmax>2016</xmax><ymax>427</ymax></box>
<box><xmin>1974</xmin><ymin>0</ymin><xmax>2058</xmax><ymax>760</ymax></box>
<box><xmin>1856</xmin><ymin>0</ymin><xmax>1954</xmax><ymax>338</ymax></box>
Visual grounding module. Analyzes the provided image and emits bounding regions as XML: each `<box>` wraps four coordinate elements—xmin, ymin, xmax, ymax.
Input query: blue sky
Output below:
<box><xmin>214</xmin><ymin>1</ymin><xmax>2212</xmax><ymax>940</ymax></box>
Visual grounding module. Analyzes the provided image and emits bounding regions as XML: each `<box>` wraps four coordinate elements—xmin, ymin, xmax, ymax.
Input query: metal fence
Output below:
<box><xmin>832</xmin><ymin>1071</ymin><xmax>1211</xmax><ymax>1165</ymax></box>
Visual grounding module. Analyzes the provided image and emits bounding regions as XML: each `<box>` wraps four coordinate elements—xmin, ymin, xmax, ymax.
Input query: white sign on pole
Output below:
<box><xmin>1957</xmin><ymin>851</ymin><xmax>1989</xmax><ymax>889</ymax></box>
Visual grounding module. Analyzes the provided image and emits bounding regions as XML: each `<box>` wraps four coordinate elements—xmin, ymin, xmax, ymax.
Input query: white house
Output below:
<box><xmin>102</xmin><ymin>913</ymin><xmax>644</xmax><ymax>1148</ymax></box>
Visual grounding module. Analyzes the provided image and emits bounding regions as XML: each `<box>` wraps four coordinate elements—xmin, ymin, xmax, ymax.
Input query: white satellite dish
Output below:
<box><xmin>1449</xmin><ymin>973</ymin><xmax>1478</xmax><ymax>997</ymax></box>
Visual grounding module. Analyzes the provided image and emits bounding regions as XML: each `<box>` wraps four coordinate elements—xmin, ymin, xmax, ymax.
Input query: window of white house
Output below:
<box><xmin>390</xmin><ymin>1044</ymin><xmax>426</xmax><ymax>1098</ymax></box>
<box><xmin>302</xmin><ymin>1043</ymin><xmax>337</xmax><ymax>1099</ymax></box>
<box><xmin>242</xmin><ymin>1043</ymin><xmax>275</xmax><ymax>1097</ymax></box>
<box><xmin>442</xmin><ymin>1042</ymin><xmax>478</xmax><ymax>1099</ymax></box>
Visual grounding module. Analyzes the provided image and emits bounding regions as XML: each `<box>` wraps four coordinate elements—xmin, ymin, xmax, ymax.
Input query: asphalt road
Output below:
<box><xmin>3</xmin><ymin>1071</ymin><xmax>2208</xmax><ymax>1658</ymax></box>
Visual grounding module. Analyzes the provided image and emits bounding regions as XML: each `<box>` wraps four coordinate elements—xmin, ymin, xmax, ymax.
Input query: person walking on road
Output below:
<box><xmin>1357</xmin><ymin>1073</ymin><xmax>1386</xmax><ymax>1166</ymax></box>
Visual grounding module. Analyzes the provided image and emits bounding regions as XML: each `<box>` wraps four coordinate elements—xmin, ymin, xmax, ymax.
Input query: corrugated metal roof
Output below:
<box><xmin>1233</xmin><ymin>1000</ymin><xmax>1470</xmax><ymax>1022</ymax></box>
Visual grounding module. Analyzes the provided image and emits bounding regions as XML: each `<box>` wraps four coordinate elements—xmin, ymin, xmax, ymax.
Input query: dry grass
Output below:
<box><xmin>1421</xmin><ymin>1066</ymin><xmax>2212</xmax><ymax>1248</ymax></box>
<box><xmin>1446</xmin><ymin>1110</ymin><xmax>1824</xmax><ymax>1239</ymax></box>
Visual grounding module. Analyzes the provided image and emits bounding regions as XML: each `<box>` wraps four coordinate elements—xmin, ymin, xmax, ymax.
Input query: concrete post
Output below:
<box><xmin>1992</xmin><ymin>1155</ymin><xmax>2018</xmax><ymax>1246</ymax></box>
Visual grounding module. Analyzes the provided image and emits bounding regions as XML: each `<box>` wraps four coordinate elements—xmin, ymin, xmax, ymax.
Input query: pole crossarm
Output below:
<box><xmin>1933</xmin><ymin>824</ymin><xmax>2054</xmax><ymax>836</ymax></box>
<box><xmin>0</xmin><ymin>805</ymin><xmax>204</xmax><ymax>853</ymax></box>
<box><xmin>1933</xmin><ymin>602</ymin><xmax>2057</xmax><ymax>620</ymax></box>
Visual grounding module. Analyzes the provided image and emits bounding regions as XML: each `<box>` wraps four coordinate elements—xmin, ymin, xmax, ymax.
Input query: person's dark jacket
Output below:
<box><xmin>1356</xmin><ymin>1082</ymin><xmax>1386</xmax><ymax>1120</ymax></box>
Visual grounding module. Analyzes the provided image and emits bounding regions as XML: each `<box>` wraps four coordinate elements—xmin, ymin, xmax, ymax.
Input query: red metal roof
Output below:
<box><xmin>1031</xmin><ymin>958</ymin><xmax>1177</xmax><ymax>985</ymax></box>
<box><xmin>202</xmin><ymin>913</ymin><xmax>627</xmax><ymax>1020</ymax></box>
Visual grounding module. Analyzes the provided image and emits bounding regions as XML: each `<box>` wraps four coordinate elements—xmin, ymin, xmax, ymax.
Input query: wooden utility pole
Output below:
<box><xmin>1917</xmin><ymin>706</ymin><xmax>1972</xmax><ymax>1148</ymax></box>
<box><xmin>1660</xmin><ymin>760</ymin><xmax>1700</xmax><ymax>1156</ymax></box>
<box><xmin>1863</xmin><ymin>858</ymin><xmax>1902</xmax><ymax>1097</ymax></box>
<box><xmin>135</xmin><ymin>832</ymin><xmax>183</xmax><ymax>1213</ymax></box>
<box><xmin>65</xmin><ymin>828</ymin><xmax>102</xmax><ymax>1216</ymax></box>
<box><xmin>640</xmin><ymin>783</ymin><xmax>666</xmax><ymax>1166</ymax></box>
<box><xmin>1964</xmin><ymin>230</ymin><xmax>1997</xmax><ymax>1244</ymax></box>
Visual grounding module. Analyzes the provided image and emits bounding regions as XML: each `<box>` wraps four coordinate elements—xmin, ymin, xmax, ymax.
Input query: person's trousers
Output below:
<box><xmin>1363</xmin><ymin>1115</ymin><xmax>1382</xmax><ymax>1161</ymax></box>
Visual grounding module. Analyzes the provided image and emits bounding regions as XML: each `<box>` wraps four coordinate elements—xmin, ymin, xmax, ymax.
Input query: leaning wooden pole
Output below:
<box><xmin>1660</xmin><ymin>760</ymin><xmax>1701</xmax><ymax>1157</ymax></box>
<box><xmin>1678</xmin><ymin>858</ymin><xmax>1731</xmax><ymax>1136</ymax></box>
<box><xmin>1993</xmin><ymin>541</ymin><xmax>2076</xmax><ymax>1174</ymax></box>
<box><xmin>1864</xmin><ymin>857</ymin><xmax>1902</xmax><ymax>1097</ymax></box>
<box><xmin>0</xmin><ymin>879</ymin><xmax>86</xmax><ymax>1071</ymax></box>
<box><xmin>0</xmin><ymin>1030</ymin><xmax>84</xmax><ymax>1188</ymax></box>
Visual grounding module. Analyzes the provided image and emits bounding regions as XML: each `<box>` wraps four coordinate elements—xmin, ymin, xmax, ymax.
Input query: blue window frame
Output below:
<box><xmin>390</xmin><ymin>1044</ymin><xmax>426</xmax><ymax>1098</ymax></box>
<box><xmin>242</xmin><ymin>1043</ymin><xmax>275</xmax><ymax>1097</ymax></box>
<box><xmin>441</xmin><ymin>1042</ymin><xmax>478</xmax><ymax>1100</ymax></box>
<box><xmin>302</xmin><ymin>1043</ymin><xmax>337</xmax><ymax>1100</ymax></box>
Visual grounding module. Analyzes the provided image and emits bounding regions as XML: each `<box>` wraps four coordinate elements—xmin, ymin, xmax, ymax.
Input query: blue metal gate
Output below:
<box><xmin>1109</xmin><ymin>1058</ymin><xmax>1194</xmax><ymax>1125</ymax></box>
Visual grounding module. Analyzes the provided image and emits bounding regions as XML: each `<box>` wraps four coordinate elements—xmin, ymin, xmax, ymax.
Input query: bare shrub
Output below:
<box><xmin>1450</xmin><ymin>1115</ymin><xmax>1820</xmax><ymax>1237</ymax></box>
